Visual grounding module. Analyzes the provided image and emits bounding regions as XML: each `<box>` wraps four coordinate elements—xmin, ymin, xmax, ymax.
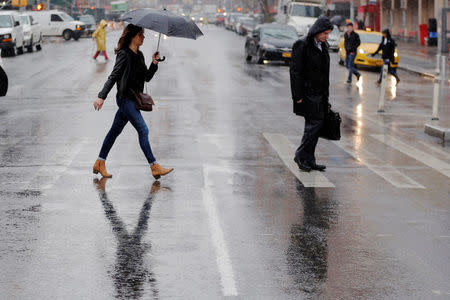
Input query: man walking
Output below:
<box><xmin>344</xmin><ymin>22</ymin><xmax>361</xmax><ymax>84</ymax></box>
<box><xmin>290</xmin><ymin>16</ymin><xmax>333</xmax><ymax>172</ymax></box>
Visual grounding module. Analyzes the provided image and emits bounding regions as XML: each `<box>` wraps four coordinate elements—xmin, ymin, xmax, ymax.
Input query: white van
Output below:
<box><xmin>19</xmin><ymin>14</ymin><xmax>43</xmax><ymax>52</ymax></box>
<box><xmin>0</xmin><ymin>11</ymin><xmax>24</xmax><ymax>56</ymax></box>
<box><xmin>29</xmin><ymin>10</ymin><xmax>85</xmax><ymax>41</ymax></box>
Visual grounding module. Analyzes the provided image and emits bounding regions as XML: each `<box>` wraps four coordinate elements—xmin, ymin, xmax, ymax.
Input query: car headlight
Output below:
<box><xmin>358</xmin><ymin>48</ymin><xmax>366</xmax><ymax>54</ymax></box>
<box><xmin>76</xmin><ymin>25</ymin><xmax>81</xmax><ymax>30</ymax></box>
<box><xmin>4</xmin><ymin>34</ymin><xmax>11</xmax><ymax>39</ymax></box>
<box><xmin>261</xmin><ymin>43</ymin><xmax>276</xmax><ymax>50</ymax></box>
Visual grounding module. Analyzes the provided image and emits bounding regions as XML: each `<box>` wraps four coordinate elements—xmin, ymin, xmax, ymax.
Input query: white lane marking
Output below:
<box><xmin>334</xmin><ymin>139</ymin><xmax>425</xmax><ymax>189</ymax></box>
<box><xmin>25</xmin><ymin>137</ymin><xmax>88</xmax><ymax>191</ymax></box>
<box><xmin>371</xmin><ymin>134</ymin><xmax>450</xmax><ymax>179</ymax></box>
<box><xmin>202</xmin><ymin>165</ymin><xmax>238</xmax><ymax>296</ymax></box>
<box><xmin>263</xmin><ymin>133</ymin><xmax>335</xmax><ymax>188</ymax></box>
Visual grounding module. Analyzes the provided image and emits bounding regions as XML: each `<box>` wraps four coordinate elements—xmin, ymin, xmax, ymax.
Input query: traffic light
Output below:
<box><xmin>36</xmin><ymin>2</ymin><xmax>45</xmax><ymax>10</ymax></box>
<box><xmin>236</xmin><ymin>7</ymin><xmax>241</xmax><ymax>12</ymax></box>
<box><xmin>90</xmin><ymin>5</ymin><xmax>95</xmax><ymax>9</ymax></box>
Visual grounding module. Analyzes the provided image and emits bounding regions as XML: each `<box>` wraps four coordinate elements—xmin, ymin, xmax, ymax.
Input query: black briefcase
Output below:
<box><xmin>320</xmin><ymin>109</ymin><xmax>341</xmax><ymax>140</ymax></box>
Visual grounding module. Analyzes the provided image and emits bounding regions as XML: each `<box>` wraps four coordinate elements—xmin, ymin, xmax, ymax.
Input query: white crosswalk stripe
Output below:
<box><xmin>263</xmin><ymin>133</ymin><xmax>335</xmax><ymax>188</ymax></box>
<box><xmin>334</xmin><ymin>138</ymin><xmax>425</xmax><ymax>189</ymax></box>
<box><xmin>371</xmin><ymin>134</ymin><xmax>450</xmax><ymax>179</ymax></box>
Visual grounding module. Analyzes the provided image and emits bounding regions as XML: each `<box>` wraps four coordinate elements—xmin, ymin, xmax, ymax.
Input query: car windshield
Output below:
<box><xmin>360</xmin><ymin>33</ymin><xmax>382</xmax><ymax>44</ymax></box>
<box><xmin>59</xmin><ymin>12</ymin><xmax>74</xmax><ymax>22</ymax></box>
<box><xmin>243</xmin><ymin>19</ymin><xmax>256</xmax><ymax>26</ymax></box>
<box><xmin>20</xmin><ymin>16</ymin><xmax>29</xmax><ymax>25</ymax></box>
<box><xmin>79</xmin><ymin>16</ymin><xmax>95</xmax><ymax>24</ymax></box>
<box><xmin>262</xmin><ymin>27</ymin><xmax>298</xmax><ymax>40</ymax></box>
<box><xmin>0</xmin><ymin>15</ymin><xmax>13</xmax><ymax>28</ymax></box>
<box><xmin>290</xmin><ymin>5</ymin><xmax>322</xmax><ymax>18</ymax></box>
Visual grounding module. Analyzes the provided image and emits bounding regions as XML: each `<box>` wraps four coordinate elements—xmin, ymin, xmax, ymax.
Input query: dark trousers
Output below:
<box><xmin>379</xmin><ymin>59</ymin><xmax>399</xmax><ymax>82</ymax></box>
<box><xmin>345</xmin><ymin>53</ymin><xmax>360</xmax><ymax>82</ymax></box>
<box><xmin>295</xmin><ymin>118</ymin><xmax>324</xmax><ymax>165</ymax></box>
<box><xmin>99</xmin><ymin>97</ymin><xmax>156</xmax><ymax>164</ymax></box>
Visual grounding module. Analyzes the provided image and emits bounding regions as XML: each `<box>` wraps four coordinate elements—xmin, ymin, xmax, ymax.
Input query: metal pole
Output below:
<box><xmin>157</xmin><ymin>32</ymin><xmax>161</xmax><ymax>52</ymax></box>
<box><xmin>378</xmin><ymin>64</ymin><xmax>388</xmax><ymax>113</ymax></box>
<box><xmin>350</xmin><ymin>0</ymin><xmax>354</xmax><ymax>21</ymax></box>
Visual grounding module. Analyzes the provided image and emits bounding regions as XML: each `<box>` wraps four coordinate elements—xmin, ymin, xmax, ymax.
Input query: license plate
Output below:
<box><xmin>282</xmin><ymin>52</ymin><xmax>291</xmax><ymax>58</ymax></box>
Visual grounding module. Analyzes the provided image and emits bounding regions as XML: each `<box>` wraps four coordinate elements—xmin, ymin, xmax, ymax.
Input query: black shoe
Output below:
<box><xmin>346</xmin><ymin>79</ymin><xmax>351</xmax><ymax>84</ymax></box>
<box><xmin>294</xmin><ymin>157</ymin><xmax>311</xmax><ymax>172</ymax></box>
<box><xmin>356</xmin><ymin>74</ymin><xmax>361</xmax><ymax>81</ymax></box>
<box><xmin>310</xmin><ymin>163</ymin><xmax>326</xmax><ymax>171</ymax></box>
<box><xmin>395</xmin><ymin>77</ymin><xmax>400</xmax><ymax>86</ymax></box>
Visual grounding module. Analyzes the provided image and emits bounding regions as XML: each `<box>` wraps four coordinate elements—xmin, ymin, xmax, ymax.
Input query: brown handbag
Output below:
<box><xmin>131</xmin><ymin>86</ymin><xmax>154</xmax><ymax>111</ymax></box>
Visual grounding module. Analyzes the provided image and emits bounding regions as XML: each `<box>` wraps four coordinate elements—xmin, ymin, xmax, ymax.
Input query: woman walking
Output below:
<box><xmin>372</xmin><ymin>28</ymin><xmax>400</xmax><ymax>85</ymax></box>
<box><xmin>92</xmin><ymin>20</ymin><xmax>109</xmax><ymax>60</ymax></box>
<box><xmin>93</xmin><ymin>24</ymin><xmax>173</xmax><ymax>180</ymax></box>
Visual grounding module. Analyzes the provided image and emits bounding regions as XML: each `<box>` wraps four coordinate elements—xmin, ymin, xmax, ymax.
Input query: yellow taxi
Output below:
<box><xmin>338</xmin><ymin>29</ymin><xmax>399</xmax><ymax>68</ymax></box>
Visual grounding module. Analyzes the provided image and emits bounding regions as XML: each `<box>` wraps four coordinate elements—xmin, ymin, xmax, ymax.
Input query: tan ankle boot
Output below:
<box><xmin>93</xmin><ymin>159</ymin><xmax>112</xmax><ymax>178</ymax></box>
<box><xmin>151</xmin><ymin>163</ymin><xmax>173</xmax><ymax>180</ymax></box>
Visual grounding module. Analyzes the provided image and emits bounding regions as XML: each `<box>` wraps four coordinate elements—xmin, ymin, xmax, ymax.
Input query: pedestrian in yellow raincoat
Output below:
<box><xmin>92</xmin><ymin>20</ymin><xmax>109</xmax><ymax>60</ymax></box>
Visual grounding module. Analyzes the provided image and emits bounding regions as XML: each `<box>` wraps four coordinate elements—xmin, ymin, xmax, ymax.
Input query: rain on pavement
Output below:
<box><xmin>0</xmin><ymin>25</ymin><xmax>449</xmax><ymax>299</ymax></box>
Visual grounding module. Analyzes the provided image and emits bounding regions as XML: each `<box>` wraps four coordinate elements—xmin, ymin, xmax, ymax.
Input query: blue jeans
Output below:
<box><xmin>379</xmin><ymin>59</ymin><xmax>399</xmax><ymax>82</ymax></box>
<box><xmin>345</xmin><ymin>53</ymin><xmax>360</xmax><ymax>82</ymax></box>
<box><xmin>99</xmin><ymin>97</ymin><xmax>156</xmax><ymax>164</ymax></box>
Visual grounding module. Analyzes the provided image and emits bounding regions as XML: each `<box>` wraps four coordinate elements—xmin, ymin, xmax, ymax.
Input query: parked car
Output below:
<box><xmin>29</xmin><ymin>10</ymin><xmax>85</xmax><ymax>41</ymax></box>
<box><xmin>230</xmin><ymin>13</ymin><xmax>243</xmax><ymax>32</ymax></box>
<box><xmin>338</xmin><ymin>29</ymin><xmax>400</xmax><ymax>68</ymax></box>
<box><xmin>328</xmin><ymin>25</ymin><xmax>340</xmax><ymax>52</ymax></box>
<box><xmin>0</xmin><ymin>11</ymin><xmax>24</xmax><ymax>57</ymax></box>
<box><xmin>19</xmin><ymin>14</ymin><xmax>43</xmax><ymax>52</ymax></box>
<box><xmin>78</xmin><ymin>15</ymin><xmax>96</xmax><ymax>36</ymax></box>
<box><xmin>236</xmin><ymin>17</ymin><xmax>257</xmax><ymax>36</ymax></box>
<box><xmin>245</xmin><ymin>23</ymin><xmax>298</xmax><ymax>64</ymax></box>
<box><xmin>225</xmin><ymin>13</ymin><xmax>242</xmax><ymax>31</ymax></box>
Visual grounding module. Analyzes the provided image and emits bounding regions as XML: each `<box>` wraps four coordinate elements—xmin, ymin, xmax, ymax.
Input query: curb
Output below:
<box><xmin>425</xmin><ymin>123</ymin><xmax>450</xmax><ymax>142</ymax></box>
<box><xmin>398</xmin><ymin>64</ymin><xmax>435</xmax><ymax>78</ymax></box>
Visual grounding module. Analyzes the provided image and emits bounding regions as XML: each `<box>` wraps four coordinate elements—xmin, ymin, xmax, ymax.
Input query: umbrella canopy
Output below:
<box><xmin>330</xmin><ymin>15</ymin><xmax>345</xmax><ymax>26</ymax></box>
<box><xmin>120</xmin><ymin>8</ymin><xmax>203</xmax><ymax>40</ymax></box>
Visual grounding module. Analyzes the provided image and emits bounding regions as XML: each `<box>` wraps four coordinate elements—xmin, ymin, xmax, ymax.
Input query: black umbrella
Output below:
<box><xmin>120</xmin><ymin>8</ymin><xmax>203</xmax><ymax>61</ymax></box>
<box><xmin>330</xmin><ymin>15</ymin><xmax>345</xmax><ymax>26</ymax></box>
<box><xmin>0</xmin><ymin>66</ymin><xmax>7</xmax><ymax>97</ymax></box>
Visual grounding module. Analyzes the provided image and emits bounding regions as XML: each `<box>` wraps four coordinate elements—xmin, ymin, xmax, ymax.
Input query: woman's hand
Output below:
<box><xmin>94</xmin><ymin>98</ymin><xmax>105</xmax><ymax>111</ymax></box>
<box><xmin>152</xmin><ymin>52</ymin><xmax>161</xmax><ymax>64</ymax></box>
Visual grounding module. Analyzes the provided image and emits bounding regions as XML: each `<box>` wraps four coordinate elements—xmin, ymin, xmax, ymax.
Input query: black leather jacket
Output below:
<box><xmin>344</xmin><ymin>31</ymin><xmax>360</xmax><ymax>54</ymax></box>
<box><xmin>98</xmin><ymin>48</ymin><xmax>158</xmax><ymax>100</ymax></box>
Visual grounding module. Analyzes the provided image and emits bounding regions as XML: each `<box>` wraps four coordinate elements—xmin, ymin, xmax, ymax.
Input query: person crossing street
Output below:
<box><xmin>290</xmin><ymin>16</ymin><xmax>333</xmax><ymax>172</ymax></box>
<box><xmin>344</xmin><ymin>22</ymin><xmax>361</xmax><ymax>84</ymax></box>
<box><xmin>92</xmin><ymin>20</ymin><xmax>109</xmax><ymax>60</ymax></box>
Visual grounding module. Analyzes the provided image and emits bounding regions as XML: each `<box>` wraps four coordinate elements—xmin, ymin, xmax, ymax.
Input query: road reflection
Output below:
<box><xmin>287</xmin><ymin>184</ymin><xmax>338</xmax><ymax>295</ymax></box>
<box><xmin>94</xmin><ymin>178</ymin><xmax>165</xmax><ymax>299</ymax></box>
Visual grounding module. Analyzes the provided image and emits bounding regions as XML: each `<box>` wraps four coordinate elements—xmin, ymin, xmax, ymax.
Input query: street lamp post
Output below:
<box><xmin>350</xmin><ymin>0</ymin><xmax>354</xmax><ymax>21</ymax></box>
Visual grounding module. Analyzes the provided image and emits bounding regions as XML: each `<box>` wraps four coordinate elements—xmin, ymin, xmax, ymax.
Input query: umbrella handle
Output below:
<box><xmin>157</xmin><ymin>56</ymin><xmax>166</xmax><ymax>62</ymax></box>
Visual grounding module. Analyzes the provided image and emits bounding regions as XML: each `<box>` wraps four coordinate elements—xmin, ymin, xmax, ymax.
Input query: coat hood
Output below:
<box><xmin>307</xmin><ymin>16</ymin><xmax>333</xmax><ymax>40</ymax></box>
<box><xmin>100</xmin><ymin>20</ymin><xmax>107</xmax><ymax>27</ymax></box>
<box><xmin>382</xmin><ymin>28</ymin><xmax>392</xmax><ymax>40</ymax></box>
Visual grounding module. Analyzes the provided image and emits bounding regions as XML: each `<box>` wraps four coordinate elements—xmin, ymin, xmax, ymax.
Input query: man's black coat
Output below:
<box><xmin>290</xmin><ymin>17</ymin><xmax>333</xmax><ymax>120</ymax></box>
<box><xmin>344</xmin><ymin>31</ymin><xmax>361</xmax><ymax>54</ymax></box>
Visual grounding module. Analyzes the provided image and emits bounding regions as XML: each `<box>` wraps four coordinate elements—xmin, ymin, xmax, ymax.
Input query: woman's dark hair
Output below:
<box><xmin>115</xmin><ymin>24</ymin><xmax>143</xmax><ymax>54</ymax></box>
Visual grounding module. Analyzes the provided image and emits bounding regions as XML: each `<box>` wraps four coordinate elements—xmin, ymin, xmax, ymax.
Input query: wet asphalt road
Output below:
<box><xmin>1</xmin><ymin>26</ymin><xmax>450</xmax><ymax>299</ymax></box>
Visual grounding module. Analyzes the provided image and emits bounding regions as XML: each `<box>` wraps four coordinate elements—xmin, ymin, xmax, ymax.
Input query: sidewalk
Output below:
<box><xmin>396</xmin><ymin>40</ymin><xmax>450</xmax><ymax>78</ymax></box>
